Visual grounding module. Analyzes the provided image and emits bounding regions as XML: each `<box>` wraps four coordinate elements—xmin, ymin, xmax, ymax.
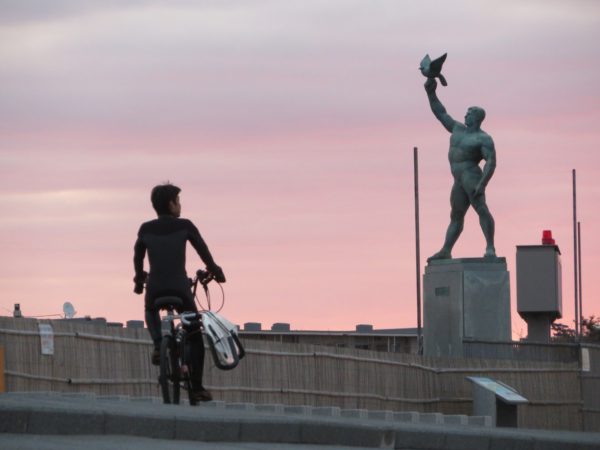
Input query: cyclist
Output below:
<box><xmin>133</xmin><ymin>182</ymin><xmax>226</xmax><ymax>402</ymax></box>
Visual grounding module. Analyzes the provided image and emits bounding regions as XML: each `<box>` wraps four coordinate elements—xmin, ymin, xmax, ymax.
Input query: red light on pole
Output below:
<box><xmin>542</xmin><ymin>230</ymin><xmax>555</xmax><ymax>245</ymax></box>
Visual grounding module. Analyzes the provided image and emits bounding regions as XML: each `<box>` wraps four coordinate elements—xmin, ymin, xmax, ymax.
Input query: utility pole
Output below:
<box><xmin>572</xmin><ymin>169</ymin><xmax>579</xmax><ymax>338</ymax></box>
<box><xmin>578</xmin><ymin>221</ymin><xmax>583</xmax><ymax>336</ymax></box>
<box><xmin>414</xmin><ymin>147</ymin><xmax>423</xmax><ymax>354</ymax></box>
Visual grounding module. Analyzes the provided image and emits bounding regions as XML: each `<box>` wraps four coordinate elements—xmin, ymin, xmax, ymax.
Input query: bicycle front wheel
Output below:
<box><xmin>159</xmin><ymin>335</ymin><xmax>180</xmax><ymax>404</ymax></box>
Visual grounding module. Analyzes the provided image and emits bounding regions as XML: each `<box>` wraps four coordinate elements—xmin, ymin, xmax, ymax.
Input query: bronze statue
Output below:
<box><xmin>422</xmin><ymin>54</ymin><xmax>497</xmax><ymax>261</ymax></box>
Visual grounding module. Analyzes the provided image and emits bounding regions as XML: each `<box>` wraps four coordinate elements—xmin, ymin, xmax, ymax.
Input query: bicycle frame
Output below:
<box><xmin>158</xmin><ymin>309</ymin><xmax>201</xmax><ymax>405</ymax></box>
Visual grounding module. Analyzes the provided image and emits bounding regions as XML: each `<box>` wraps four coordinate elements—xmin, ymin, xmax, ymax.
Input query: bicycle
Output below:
<box><xmin>154</xmin><ymin>269</ymin><xmax>244</xmax><ymax>405</ymax></box>
<box><xmin>156</xmin><ymin>305</ymin><xmax>199</xmax><ymax>405</ymax></box>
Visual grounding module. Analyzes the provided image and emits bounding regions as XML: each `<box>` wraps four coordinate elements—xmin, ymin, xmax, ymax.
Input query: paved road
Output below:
<box><xmin>1</xmin><ymin>392</ymin><xmax>599</xmax><ymax>450</ymax></box>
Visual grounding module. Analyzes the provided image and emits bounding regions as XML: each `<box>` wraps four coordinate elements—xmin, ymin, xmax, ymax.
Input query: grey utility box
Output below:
<box><xmin>467</xmin><ymin>377</ymin><xmax>528</xmax><ymax>427</ymax></box>
<box><xmin>516</xmin><ymin>245</ymin><xmax>562</xmax><ymax>317</ymax></box>
<box><xmin>516</xmin><ymin>245</ymin><xmax>562</xmax><ymax>342</ymax></box>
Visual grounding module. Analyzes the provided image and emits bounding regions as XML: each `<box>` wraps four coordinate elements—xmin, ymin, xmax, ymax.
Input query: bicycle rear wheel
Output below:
<box><xmin>185</xmin><ymin>377</ymin><xmax>197</xmax><ymax>406</ymax></box>
<box><xmin>159</xmin><ymin>335</ymin><xmax>180</xmax><ymax>404</ymax></box>
<box><xmin>181</xmin><ymin>340</ymin><xmax>198</xmax><ymax>406</ymax></box>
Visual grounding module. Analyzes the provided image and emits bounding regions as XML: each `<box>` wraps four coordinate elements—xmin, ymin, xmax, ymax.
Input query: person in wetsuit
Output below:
<box><xmin>133</xmin><ymin>182</ymin><xmax>226</xmax><ymax>402</ymax></box>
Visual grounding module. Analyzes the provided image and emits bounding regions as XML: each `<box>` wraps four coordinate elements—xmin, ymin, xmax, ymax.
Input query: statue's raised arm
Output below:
<box><xmin>424</xmin><ymin>78</ymin><xmax>457</xmax><ymax>133</ymax></box>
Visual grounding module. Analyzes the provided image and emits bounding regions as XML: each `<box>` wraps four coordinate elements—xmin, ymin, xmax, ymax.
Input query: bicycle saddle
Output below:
<box><xmin>154</xmin><ymin>296</ymin><xmax>184</xmax><ymax>310</ymax></box>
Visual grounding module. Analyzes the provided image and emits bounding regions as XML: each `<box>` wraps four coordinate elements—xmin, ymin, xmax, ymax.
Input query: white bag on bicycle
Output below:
<box><xmin>202</xmin><ymin>311</ymin><xmax>245</xmax><ymax>370</ymax></box>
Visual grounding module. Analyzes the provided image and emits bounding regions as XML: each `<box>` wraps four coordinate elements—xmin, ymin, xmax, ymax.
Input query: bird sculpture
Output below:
<box><xmin>419</xmin><ymin>53</ymin><xmax>448</xmax><ymax>86</ymax></box>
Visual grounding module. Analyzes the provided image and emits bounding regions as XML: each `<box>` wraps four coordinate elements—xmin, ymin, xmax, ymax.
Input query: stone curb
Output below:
<box><xmin>1</xmin><ymin>393</ymin><xmax>599</xmax><ymax>450</ymax></box>
<box><xmin>0</xmin><ymin>392</ymin><xmax>491</xmax><ymax>427</ymax></box>
<box><xmin>2</xmin><ymin>404</ymin><xmax>599</xmax><ymax>450</ymax></box>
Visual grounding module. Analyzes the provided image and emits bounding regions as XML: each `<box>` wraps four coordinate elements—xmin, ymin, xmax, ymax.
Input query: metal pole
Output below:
<box><xmin>572</xmin><ymin>169</ymin><xmax>579</xmax><ymax>339</ymax></box>
<box><xmin>578</xmin><ymin>221</ymin><xmax>583</xmax><ymax>336</ymax></box>
<box><xmin>414</xmin><ymin>147</ymin><xmax>423</xmax><ymax>354</ymax></box>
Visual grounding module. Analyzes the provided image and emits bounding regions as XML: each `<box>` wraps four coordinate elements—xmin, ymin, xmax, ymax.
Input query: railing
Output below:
<box><xmin>463</xmin><ymin>338</ymin><xmax>580</xmax><ymax>364</ymax></box>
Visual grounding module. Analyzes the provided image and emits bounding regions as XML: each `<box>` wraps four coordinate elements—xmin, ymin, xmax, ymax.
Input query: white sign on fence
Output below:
<box><xmin>581</xmin><ymin>347</ymin><xmax>590</xmax><ymax>372</ymax></box>
<box><xmin>38</xmin><ymin>323</ymin><xmax>54</xmax><ymax>355</ymax></box>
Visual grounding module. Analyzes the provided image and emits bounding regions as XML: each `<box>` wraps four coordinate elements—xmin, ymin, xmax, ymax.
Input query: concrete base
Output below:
<box><xmin>423</xmin><ymin>258</ymin><xmax>511</xmax><ymax>358</ymax></box>
<box><xmin>522</xmin><ymin>313</ymin><xmax>553</xmax><ymax>343</ymax></box>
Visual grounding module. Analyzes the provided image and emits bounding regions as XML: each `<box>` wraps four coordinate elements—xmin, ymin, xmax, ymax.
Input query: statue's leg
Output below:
<box><xmin>444</xmin><ymin>183</ymin><xmax>469</xmax><ymax>251</ymax></box>
<box><xmin>472</xmin><ymin>197</ymin><xmax>496</xmax><ymax>257</ymax></box>
<box><xmin>428</xmin><ymin>182</ymin><xmax>468</xmax><ymax>261</ymax></box>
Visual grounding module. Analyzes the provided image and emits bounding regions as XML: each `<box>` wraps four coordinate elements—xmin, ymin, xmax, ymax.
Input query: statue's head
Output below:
<box><xmin>465</xmin><ymin>106</ymin><xmax>486</xmax><ymax>128</ymax></box>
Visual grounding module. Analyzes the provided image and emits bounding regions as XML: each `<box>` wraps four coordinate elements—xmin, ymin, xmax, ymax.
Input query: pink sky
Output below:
<box><xmin>1</xmin><ymin>1</ymin><xmax>599</xmax><ymax>336</ymax></box>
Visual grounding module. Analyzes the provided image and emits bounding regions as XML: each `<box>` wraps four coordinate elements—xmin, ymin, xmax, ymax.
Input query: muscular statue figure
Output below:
<box><xmin>424</xmin><ymin>77</ymin><xmax>497</xmax><ymax>261</ymax></box>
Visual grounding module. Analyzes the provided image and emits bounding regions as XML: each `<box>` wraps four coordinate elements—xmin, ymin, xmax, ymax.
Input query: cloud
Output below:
<box><xmin>0</xmin><ymin>0</ymin><xmax>599</xmax><ymax>328</ymax></box>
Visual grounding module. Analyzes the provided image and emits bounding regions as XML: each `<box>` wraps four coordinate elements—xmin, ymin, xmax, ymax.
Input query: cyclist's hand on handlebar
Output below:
<box><xmin>133</xmin><ymin>271</ymin><xmax>148</xmax><ymax>294</ymax></box>
<box><xmin>198</xmin><ymin>266</ymin><xmax>226</xmax><ymax>284</ymax></box>
<box><xmin>211</xmin><ymin>265</ymin><xmax>226</xmax><ymax>283</ymax></box>
<box><xmin>196</xmin><ymin>269</ymin><xmax>212</xmax><ymax>285</ymax></box>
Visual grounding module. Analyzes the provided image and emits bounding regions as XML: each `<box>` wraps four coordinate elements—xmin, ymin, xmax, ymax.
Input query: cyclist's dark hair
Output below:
<box><xmin>151</xmin><ymin>182</ymin><xmax>181</xmax><ymax>216</ymax></box>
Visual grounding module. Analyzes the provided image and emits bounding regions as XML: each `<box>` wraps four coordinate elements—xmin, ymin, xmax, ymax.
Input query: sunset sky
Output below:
<box><xmin>1</xmin><ymin>0</ymin><xmax>599</xmax><ymax>336</ymax></box>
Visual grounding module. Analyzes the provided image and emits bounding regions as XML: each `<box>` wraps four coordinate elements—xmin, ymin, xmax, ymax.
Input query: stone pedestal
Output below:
<box><xmin>423</xmin><ymin>258</ymin><xmax>511</xmax><ymax>358</ymax></box>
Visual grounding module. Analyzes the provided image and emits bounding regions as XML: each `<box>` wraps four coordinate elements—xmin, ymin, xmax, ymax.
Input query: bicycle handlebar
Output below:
<box><xmin>136</xmin><ymin>267</ymin><xmax>223</xmax><ymax>312</ymax></box>
<box><xmin>135</xmin><ymin>268</ymin><xmax>215</xmax><ymax>294</ymax></box>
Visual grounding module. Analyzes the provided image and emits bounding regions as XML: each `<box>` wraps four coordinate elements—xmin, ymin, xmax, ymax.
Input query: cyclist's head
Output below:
<box><xmin>151</xmin><ymin>182</ymin><xmax>181</xmax><ymax>216</ymax></box>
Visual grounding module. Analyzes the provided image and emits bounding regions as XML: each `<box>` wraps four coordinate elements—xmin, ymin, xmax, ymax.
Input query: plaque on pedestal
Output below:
<box><xmin>423</xmin><ymin>258</ymin><xmax>511</xmax><ymax>357</ymax></box>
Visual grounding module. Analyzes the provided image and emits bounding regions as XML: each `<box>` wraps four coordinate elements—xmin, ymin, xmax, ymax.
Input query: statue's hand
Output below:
<box><xmin>424</xmin><ymin>78</ymin><xmax>437</xmax><ymax>94</ymax></box>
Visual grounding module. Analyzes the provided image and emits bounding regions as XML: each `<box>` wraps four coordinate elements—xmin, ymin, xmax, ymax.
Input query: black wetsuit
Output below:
<box><xmin>133</xmin><ymin>214</ymin><xmax>224</xmax><ymax>390</ymax></box>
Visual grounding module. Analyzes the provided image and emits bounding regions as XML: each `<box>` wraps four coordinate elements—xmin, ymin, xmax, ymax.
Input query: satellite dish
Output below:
<box><xmin>63</xmin><ymin>302</ymin><xmax>76</xmax><ymax>319</ymax></box>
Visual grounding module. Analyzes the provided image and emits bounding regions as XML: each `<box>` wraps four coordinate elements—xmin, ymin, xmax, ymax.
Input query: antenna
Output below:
<box><xmin>63</xmin><ymin>302</ymin><xmax>76</xmax><ymax>319</ymax></box>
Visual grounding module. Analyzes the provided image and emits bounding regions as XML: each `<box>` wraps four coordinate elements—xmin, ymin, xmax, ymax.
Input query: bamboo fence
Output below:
<box><xmin>0</xmin><ymin>316</ymin><xmax>592</xmax><ymax>431</ymax></box>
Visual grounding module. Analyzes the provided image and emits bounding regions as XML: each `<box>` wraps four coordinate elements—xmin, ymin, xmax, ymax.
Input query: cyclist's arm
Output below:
<box><xmin>133</xmin><ymin>230</ymin><xmax>147</xmax><ymax>283</ymax></box>
<box><xmin>186</xmin><ymin>220</ymin><xmax>226</xmax><ymax>282</ymax></box>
